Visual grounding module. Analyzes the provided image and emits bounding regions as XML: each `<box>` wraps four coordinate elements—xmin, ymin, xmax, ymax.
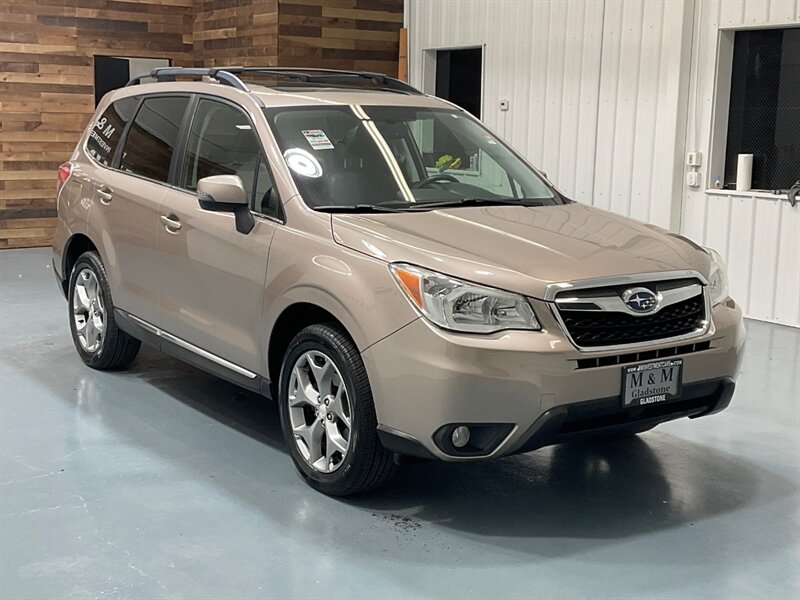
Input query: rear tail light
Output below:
<box><xmin>57</xmin><ymin>162</ymin><xmax>72</xmax><ymax>194</ymax></box>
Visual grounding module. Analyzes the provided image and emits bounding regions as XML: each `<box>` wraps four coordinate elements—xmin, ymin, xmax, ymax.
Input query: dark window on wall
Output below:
<box><xmin>725</xmin><ymin>28</ymin><xmax>800</xmax><ymax>190</ymax></box>
<box><xmin>86</xmin><ymin>96</ymin><xmax>138</xmax><ymax>167</ymax></box>
<box><xmin>94</xmin><ymin>56</ymin><xmax>171</xmax><ymax>106</ymax></box>
<box><xmin>433</xmin><ymin>48</ymin><xmax>483</xmax><ymax>172</ymax></box>
<box><xmin>120</xmin><ymin>96</ymin><xmax>189</xmax><ymax>183</ymax></box>
<box><xmin>94</xmin><ymin>57</ymin><xmax>130</xmax><ymax>106</ymax></box>
<box><xmin>435</xmin><ymin>48</ymin><xmax>482</xmax><ymax>118</ymax></box>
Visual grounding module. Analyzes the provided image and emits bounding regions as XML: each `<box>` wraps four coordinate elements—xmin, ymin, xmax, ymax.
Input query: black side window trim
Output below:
<box><xmin>83</xmin><ymin>94</ymin><xmax>142</xmax><ymax>170</ymax></box>
<box><xmin>82</xmin><ymin>95</ymin><xmax>140</xmax><ymax>169</ymax></box>
<box><xmin>110</xmin><ymin>95</ymin><xmax>143</xmax><ymax>168</ymax></box>
<box><xmin>113</xmin><ymin>92</ymin><xmax>193</xmax><ymax>184</ymax></box>
<box><xmin>169</xmin><ymin>94</ymin><xmax>198</xmax><ymax>186</ymax></box>
<box><xmin>175</xmin><ymin>93</ymin><xmax>284</xmax><ymax>222</ymax></box>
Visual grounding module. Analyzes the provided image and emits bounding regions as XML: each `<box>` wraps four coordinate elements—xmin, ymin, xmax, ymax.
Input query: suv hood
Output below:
<box><xmin>331</xmin><ymin>203</ymin><xmax>710</xmax><ymax>299</ymax></box>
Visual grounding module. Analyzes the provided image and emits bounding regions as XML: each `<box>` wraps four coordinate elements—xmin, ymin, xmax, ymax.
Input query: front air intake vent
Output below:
<box><xmin>575</xmin><ymin>341</ymin><xmax>712</xmax><ymax>370</ymax></box>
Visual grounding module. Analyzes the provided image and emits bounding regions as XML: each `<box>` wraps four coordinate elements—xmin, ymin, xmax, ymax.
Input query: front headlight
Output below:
<box><xmin>390</xmin><ymin>263</ymin><xmax>541</xmax><ymax>333</ymax></box>
<box><xmin>705</xmin><ymin>247</ymin><xmax>729</xmax><ymax>305</ymax></box>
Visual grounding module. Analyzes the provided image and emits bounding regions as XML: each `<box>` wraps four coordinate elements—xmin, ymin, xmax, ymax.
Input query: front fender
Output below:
<box><xmin>262</xmin><ymin>225</ymin><xmax>418</xmax><ymax>354</ymax></box>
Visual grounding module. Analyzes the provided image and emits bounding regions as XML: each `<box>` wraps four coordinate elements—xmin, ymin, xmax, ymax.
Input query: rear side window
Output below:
<box><xmin>120</xmin><ymin>96</ymin><xmax>189</xmax><ymax>183</ymax></box>
<box><xmin>86</xmin><ymin>96</ymin><xmax>137</xmax><ymax>167</ymax></box>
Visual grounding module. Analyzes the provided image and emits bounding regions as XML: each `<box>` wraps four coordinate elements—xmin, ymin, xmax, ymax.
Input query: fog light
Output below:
<box><xmin>451</xmin><ymin>426</ymin><xmax>471</xmax><ymax>448</ymax></box>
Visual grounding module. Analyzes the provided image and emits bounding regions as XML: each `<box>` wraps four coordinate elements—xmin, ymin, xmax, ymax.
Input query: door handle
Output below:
<box><xmin>97</xmin><ymin>187</ymin><xmax>113</xmax><ymax>204</ymax></box>
<box><xmin>160</xmin><ymin>214</ymin><xmax>182</xmax><ymax>232</ymax></box>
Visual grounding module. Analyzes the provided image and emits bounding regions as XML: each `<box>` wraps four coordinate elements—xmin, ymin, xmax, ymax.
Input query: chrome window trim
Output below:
<box><xmin>545</xmin><ymin>270</ymin><xmax>711</xmax><ymax>353</ymax></box>
<box><xmin>128</xmin><ymin>314</ymin><xmax>257</xmax><ymax>379</ymax></box>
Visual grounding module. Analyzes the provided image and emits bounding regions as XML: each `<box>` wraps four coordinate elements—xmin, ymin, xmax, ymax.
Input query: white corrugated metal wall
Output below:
<box><xmin>681</xmin><ymin>0</ymin><xmax>800</xmax><ymax>327</ymax></box>
<box><xmin>408</xmin><ymin>0</ymin><xmax>606</xmax><ymax>207</ymax></box>
<box><xmin>406</xmin><ymin>0</ymin><xmax>800</xmax><ymax>327</ymax></box>
<box><xmin>592</xmin><ymin>0</ymin><xmax>693</xmax><ymax>230</ymax></box>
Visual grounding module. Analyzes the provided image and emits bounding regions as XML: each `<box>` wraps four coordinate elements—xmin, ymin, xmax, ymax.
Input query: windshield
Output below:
<box><xmin>263</xmin><ymin>105</ymin><xmax>562</xmax><ymax>211</ymax></box>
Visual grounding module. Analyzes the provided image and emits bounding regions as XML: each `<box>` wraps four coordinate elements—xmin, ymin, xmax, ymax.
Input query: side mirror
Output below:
<box><xmin>197</xmin><ymin>175</ymin><xmax>254</xmax><ymax>234</ymax></box>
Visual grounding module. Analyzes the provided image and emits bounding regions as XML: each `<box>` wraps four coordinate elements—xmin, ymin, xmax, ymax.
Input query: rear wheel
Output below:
<box><xmin>278</xmin><ymin>323</ymin><xmax>395</xmax><ymax>496</ymax></box>
<box><xmin>68</xmin><ymin>251</ymin><xmax>140</xmax><ymax>370</ymax></box>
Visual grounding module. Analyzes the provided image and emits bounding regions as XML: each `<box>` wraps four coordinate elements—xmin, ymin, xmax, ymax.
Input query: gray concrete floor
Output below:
<box><xmin>1</xmin><ymin>247</ymin><xmax>798</xmax><ymax>600</ymax></box>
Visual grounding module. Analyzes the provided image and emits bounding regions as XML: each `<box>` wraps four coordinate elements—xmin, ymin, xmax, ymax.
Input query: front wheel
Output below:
<box><xmin>67</xmin><ymin>251</ymin><xmax>140</xmax><ymax>370</ymax></box>
<box><xmin>278</xmin><ymin>323</ymin><xmax>395</xmax><ymax>496</ymax></box>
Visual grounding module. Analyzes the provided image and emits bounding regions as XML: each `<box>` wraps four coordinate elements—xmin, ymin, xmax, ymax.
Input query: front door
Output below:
<box><xmin>156</xmin><ymin>97</ymin><xmax>281</xmax><ymax>374</ymax></box>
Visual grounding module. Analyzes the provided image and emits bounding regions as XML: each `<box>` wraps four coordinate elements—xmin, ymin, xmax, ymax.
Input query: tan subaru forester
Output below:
<box><xmin>53</xmin><ymin>67</ymin><xmax>745</xmax><ymax>496</ymax></box>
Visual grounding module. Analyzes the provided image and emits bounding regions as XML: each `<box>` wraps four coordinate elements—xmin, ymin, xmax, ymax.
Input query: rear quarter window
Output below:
<box><xmin>86</xmin><ymin>96</ymin><xmax>138</xmax><ymax>167</ymax></box>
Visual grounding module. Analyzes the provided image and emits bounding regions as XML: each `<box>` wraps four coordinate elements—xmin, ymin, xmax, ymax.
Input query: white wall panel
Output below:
<box><xmin>748</xmin><ymin>201</ymin><xmax>783</xmax><ymax>317</ymax></box>
<box><xmin>408</xmin><ymin>0</ymin><xmax>691</xmax><ymax>229</ymax></box>
<box><xmin>593</xmin><ymin>0</ymin><xmax>693</xmax><ymax>230</ymax></box>
<box><xmin>681</xmin><ymin>0</ymin><xmax>800</xmax><ymax>326</ymax></box>
<box><xmin>407</xmin><ymin>0</ymin><xmax>604</xmax><ymax>205</ymax></box>
<box><xmin>684</xmin><ymin>192</ymin><xmax>800</xmax><ymax>325</ymax></box>
<box><xmin>774</xmin><ymin>204</ymin><xmax>800</xmax><ymax>325</ymax></box>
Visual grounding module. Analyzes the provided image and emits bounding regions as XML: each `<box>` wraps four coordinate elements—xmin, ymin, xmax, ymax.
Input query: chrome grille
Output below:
<box><xmin>553</xmin><ymin>277</ymin><xmax>708</xmax><ymax>350</ymax></box>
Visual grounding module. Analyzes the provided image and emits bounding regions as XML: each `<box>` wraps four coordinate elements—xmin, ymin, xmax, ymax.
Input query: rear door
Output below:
<box><xmin>62</xmin><ymin>96</ymin><xmax>138</xmax><ymax>274</ymax></box>
<box><xmin>89</xmin><ymin>94</ymin><xmax>191</xmax><ymax>324</ymax></box>
<box><xmin>155</xmin><ymin>96</ymin><xmax>281</xmax><ymax>374</ymax></box>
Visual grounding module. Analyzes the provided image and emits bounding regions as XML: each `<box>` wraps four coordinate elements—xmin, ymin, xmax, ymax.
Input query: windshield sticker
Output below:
<box><xmin>302</xmin><ymin>129</ymin><xmax>334</xmax><ymax>150</ymax></box>
<box><xmin>284</xmin><ymin>148</ymin><xmax>323</xmax><ymax>178</ymax></box>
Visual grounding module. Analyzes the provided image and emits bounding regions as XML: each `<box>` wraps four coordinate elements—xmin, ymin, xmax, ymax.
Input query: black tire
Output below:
<box><xmin>67</xmin><ymin>251</ymin><xmax>140</xmax><ymax>370</ymax></box>
<box><xmin>278</xmin><ymin>323</ymin><xmax>396</xmax><ymax>496</ymax></box>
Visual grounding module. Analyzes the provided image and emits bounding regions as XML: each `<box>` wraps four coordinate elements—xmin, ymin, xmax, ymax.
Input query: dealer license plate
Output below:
<box><xmin>622</xmin><ymin>358</ymin><xmax>683</xmax><ymax>407</ymax></box>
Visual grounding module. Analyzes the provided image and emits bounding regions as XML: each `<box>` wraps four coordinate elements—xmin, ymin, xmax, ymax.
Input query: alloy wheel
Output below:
<box><xmin>72</xmin><ymin>268</ymin><xmax>106</xmax><ymax>353</ymax></box>
<box><xmin>287</xmin><ymin>350</ymin><xmax>352</xmax><ymax>473</ymax></box>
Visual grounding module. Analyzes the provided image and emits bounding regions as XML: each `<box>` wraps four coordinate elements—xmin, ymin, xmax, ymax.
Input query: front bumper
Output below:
<box><xmin>362</xmin><ymin>297</ymin><xmax>745</xmax><ymax>461</ymax></box>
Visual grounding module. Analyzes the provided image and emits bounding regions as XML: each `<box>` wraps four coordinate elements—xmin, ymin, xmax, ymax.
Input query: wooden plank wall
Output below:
<box><xmin>193</xmin><ymin>0</ymin><xmax>278</xmax><ymax>67</ymax></box>
<box><xmin>277</xmin><ymin>0</ymin><xmax>403</xmax><ymax>74</ymax></box>
<box><xmin>1</xmin><ymin>0</ymin><xmax>404</xmax><ymax>249</ymax></box>
<box><xmin>0</xmin><ymin>0</ymin><xmax>194</xmax><ymax>249</ymax></box>
<box><xmin>192</xmin><ymin>0</ymin><xmax>403</xmax><ymax>72</ymax></box>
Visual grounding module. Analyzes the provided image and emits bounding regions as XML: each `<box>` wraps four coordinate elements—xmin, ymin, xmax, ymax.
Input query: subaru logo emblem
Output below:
<box><xmin>622</xmin><ymin>287</ymin><xmax>659</xmax><ymax>313</ymax></box>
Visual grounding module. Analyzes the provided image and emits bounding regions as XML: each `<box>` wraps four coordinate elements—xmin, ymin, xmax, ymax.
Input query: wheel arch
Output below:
<box><xmin>61</xmin><ymin>233</ymin><xmax>99</xmax><ymax>295</ymax></box>
<box><xmin>267</xmin><ymin>301</ymin><xmax>360</xmax><ymax>397</ymax></box>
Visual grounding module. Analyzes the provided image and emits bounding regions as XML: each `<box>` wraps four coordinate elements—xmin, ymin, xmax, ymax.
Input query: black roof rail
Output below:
<box><xmin>126</xmin><ymin>66</ymin><xmax>422</xmax><ymax>95</ymax></box>
<box><xmin>231</xmin><ymin>67</ymin><xmax>422</xmax><ymax>94</ymax></box>
<box><xmin>126</xmin><ymin>67</ymin><xmax>251</xmax><ymax>91</ymax></box>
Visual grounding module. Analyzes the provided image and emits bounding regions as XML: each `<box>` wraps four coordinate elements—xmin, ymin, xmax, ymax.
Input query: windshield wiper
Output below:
<box><xmin>313</xmin><ymin>197</ymin><xmax>551</xmax><ymax>213</ymax></box>
<box><xmin>404</xmin><ymin>197</ymin><xmax>549</xmax><ymax>210</ymax></box>
<box><xmin>313</xmin><ymin>203</ymin><xmax>408</xmax><ymax>213</ymax></box>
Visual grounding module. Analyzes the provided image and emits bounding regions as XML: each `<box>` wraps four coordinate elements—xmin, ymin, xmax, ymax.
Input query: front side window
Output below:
<box><xmin>182</xmin><ymin>99</ymin><xmax>278</xmax><ymax>216</ymax></box>
<box><xmin>120</xmin><ymin>96</ymin><xmax>189</xmax><ymax>183</ymax></box>
<box><xmin>264</xmin><ymin>105</ymin><xmax>559</xmax><ymax>211</ymax></box>
<box><xmin>86</xmin><ymin>96</ymin><xmax>137</xmax><ymax>167</ymax></box>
